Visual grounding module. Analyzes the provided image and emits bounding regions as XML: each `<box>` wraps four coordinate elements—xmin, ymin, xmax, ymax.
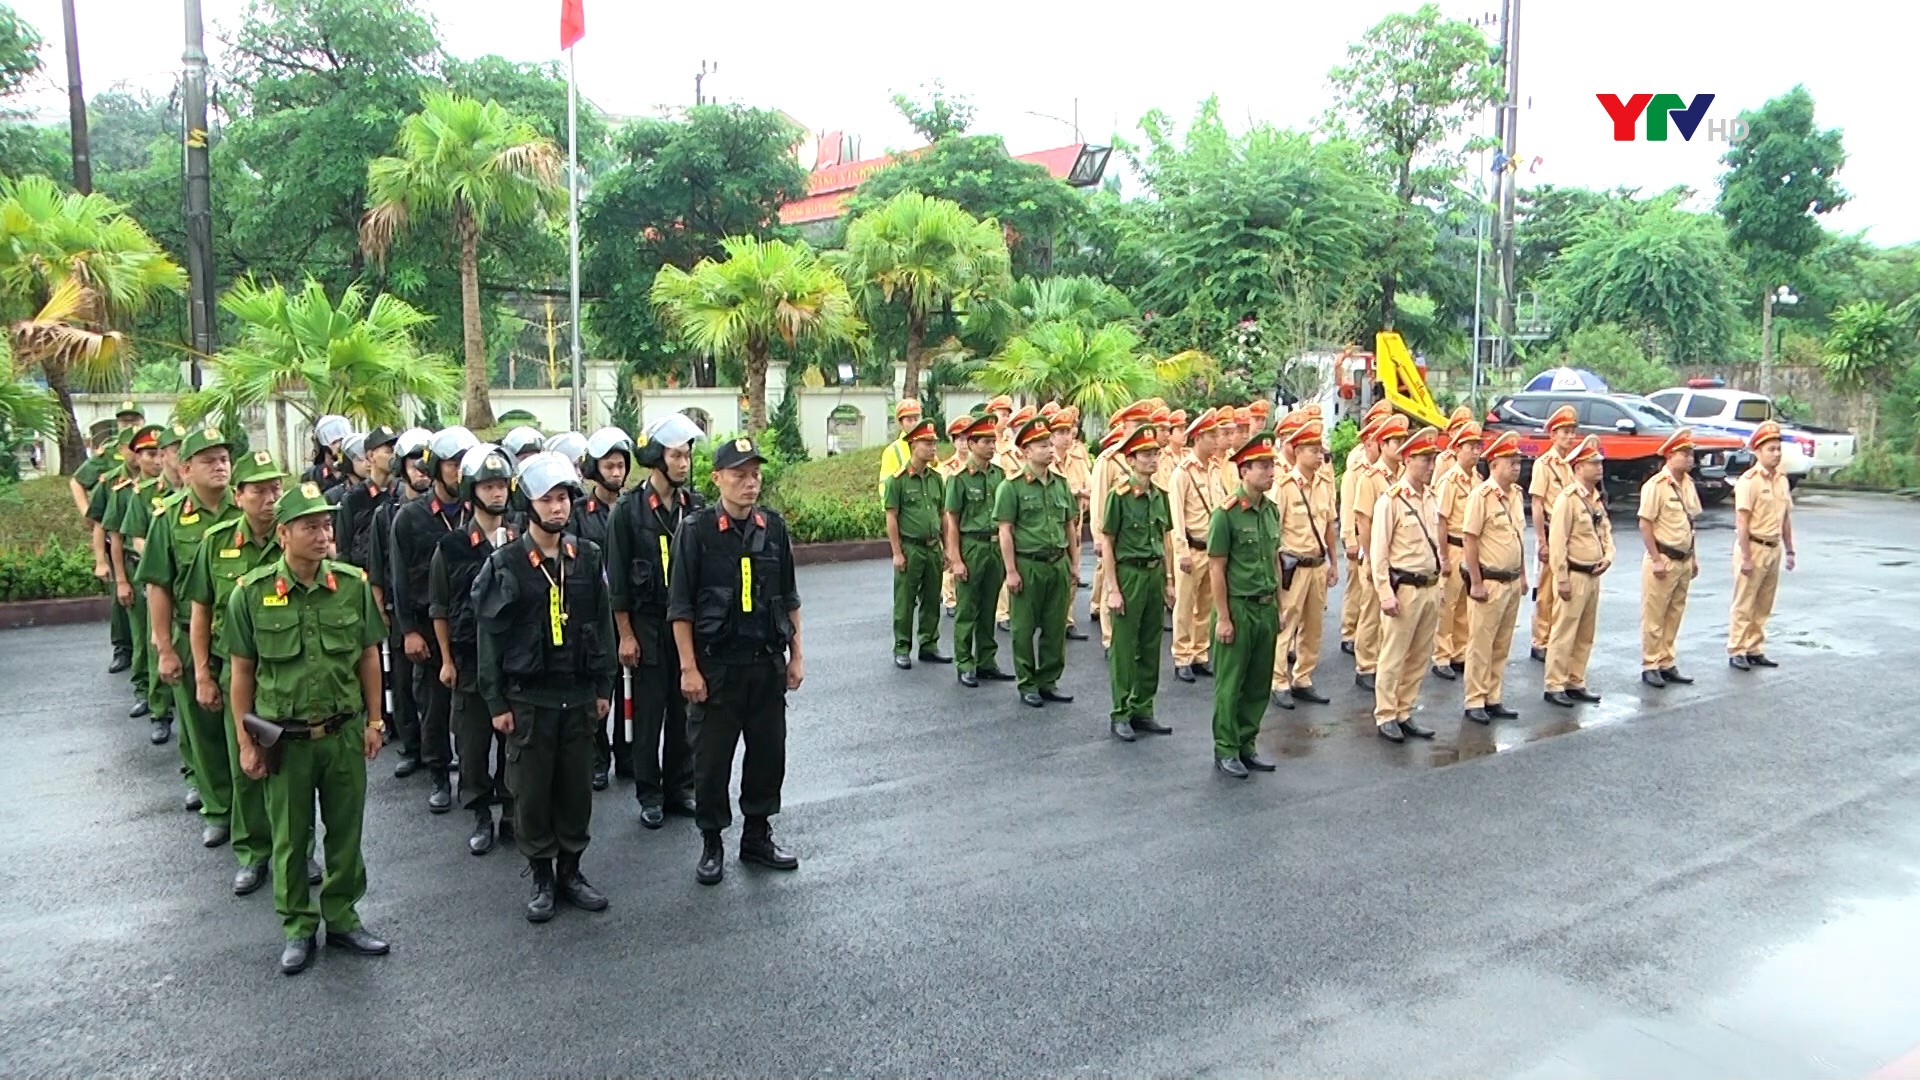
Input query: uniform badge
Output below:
<box><xmin>202</xmin><ymin>426</ymin><xmax>222</xmax><ymax>440</ymax></box>
<box><xmin>300</xmin><ymin>482</ymin><xmax>321</xmax><ymax>498</ymax></box>
<box><xmin>254</xmin><ymin>451</ymin><xmax>272</xmax><ymax>466</ymax></box>
<box><xmin>735</xmin><ymin>438</ymin><xmax>752</xmax><ymax>452</ymax></box>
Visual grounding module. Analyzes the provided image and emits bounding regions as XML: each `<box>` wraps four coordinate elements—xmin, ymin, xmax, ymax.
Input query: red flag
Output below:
<box><xmin>560</xmin><ymin>0</ymin><xmax>585</xmax><ymax>49</ymax></box>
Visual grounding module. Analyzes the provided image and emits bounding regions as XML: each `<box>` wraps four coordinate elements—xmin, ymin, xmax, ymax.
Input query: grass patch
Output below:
<box><xmin>0</xmin><ymin>475</ymin><xmax>95</xmax><ymax>552</ymax></box>
<box><xmin>767</xmin><ymin>447</ymin><xmax>895</xmax><ymax>544</ymax></box>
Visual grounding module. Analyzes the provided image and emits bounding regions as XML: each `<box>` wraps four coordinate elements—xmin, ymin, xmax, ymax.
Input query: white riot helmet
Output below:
<box><xmin>313</xmin><ymin>414</ymin><xmax>353</xmax><ymax>449</ymax></box>
<box><xmin>635</xmin><ymin>412</ymin><xmax>703</xmax><ymax>472</ymax></box>
<box><xmin>341</xmin><ymin>433</ymin><xmax>368</xmax><ymax>462</ymax></box>
<box><xmin>544</xmin><ymin>430</ymin><xmax>587</xmax><ymax>463</ymax></box>
<box><xmin>457</xmin><ymin>443</ymin><xmax>516</xmax><ymax>511</ymax></box>
<box><xmin>428</xmin><ymin>425</ymin><xmax>479</xmax><ymax>464</ymax></box>
<box><xmin>517</xmin><ymin>450</ymin><xmax>584</xmax><ymax>501</ymax></box>
<box><xmin>394</xmin><ymin>427</ymin><xmax>433</xmax><ymax>460</ymax></box>
<box><xmin>501</xmin><ymin>426</ymin><xmax>546</xmax><ymax>458</ymax></box>
<box><xmin>582</xmin><ymin>426</ymin><xmax>633</xmax><ymax>483</ymax></box>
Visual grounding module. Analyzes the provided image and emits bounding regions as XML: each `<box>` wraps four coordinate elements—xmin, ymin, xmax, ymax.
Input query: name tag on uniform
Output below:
<box><xmin>180</xmin><ymin>513</ymin><xmax>200</xmax><ymax>524</ymax></box>
<box><xmin>739</xmin><ymin>556</ymin><xmax>753</xmax><ymax>612</ymax></box>
<box><xmin>261</xmin><ymin>595</ymin><xmax>288</xmax><ymax>607</ymax></box>
<box><xmin>219</xmin><ymin>548</ymin><xmax>241</xmax><ymax>559</ymax></box>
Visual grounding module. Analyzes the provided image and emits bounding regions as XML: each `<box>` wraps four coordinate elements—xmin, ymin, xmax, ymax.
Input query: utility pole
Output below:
<box><xmin>182</xmin><ymin>0</ymin><xmax>218</xmax><ymax>384</ymax></box>
<box><xmin>60</xmin><ymin>0</ymin><xmax>91</xmax><ymax>194</ymax></box>
<box><xmin>694</xmin><ymin>60</ymin><xmax>716</xmax><ymax>106</ymax></box>
<box><xmin>1492</xmin><ymin>0</ymin><xmax>1522</xmax><ymax>370</ymax></box>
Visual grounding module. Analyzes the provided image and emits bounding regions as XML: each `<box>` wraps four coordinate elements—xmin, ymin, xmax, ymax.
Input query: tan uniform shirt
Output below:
<box><xmin>1168</xmin><ymin>453</ymin><xmax>1219</xmax><ymax>560</ymax></box>
<box><xmin>1053</xmin><ymin>450</ymin><xmax>1091</xmax><ymax>509</ymax></box>
<box><xmin>1733</xmin><ymin>465</ymin><xmax>1791</xmax><ymax>540</ymax></box>
<box><xmin>1637</xmin><ymin>470</ymin><xmax>1701</xmax><ymax>555</ymax></box>
<box><xmin>1462</xmin><ymin>479</ymin><xmax>1526</xmax><ymax>575</ymax></box>
<box><xmin>1275</xmin><ymin>466</ymin><xmax>1336</xmax><ymax>558</ymax></box>
<box><xmin>1370</xmin><ymin>479</ymin><xmax>1442</xmax><ymax>599</ymax></box>
<box><xmin>1550</xmin><ymin>484</ymin><xmax>1614</xmax><ymax>575</ymax></box>
<box><xmin>1348</xmin><ymin>461</ymin><xmax>1391</xmax><ymax>555</ymax></box>
<box><xmin>1435</xmin><ymin>460</ymin><xmax>1476</xmax><ymax>540</ymax></box>
<box><xmin>1529</xmin><ymin>448</ymin><xmax>1575</xmax><ymax>528</ymax></box>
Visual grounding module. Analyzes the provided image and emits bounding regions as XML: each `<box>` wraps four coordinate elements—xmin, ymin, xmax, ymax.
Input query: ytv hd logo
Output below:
<box><xmin>1597</xmin><ymin>94</ymin><xmax>1748</xmax><ymax>143</ymax></box>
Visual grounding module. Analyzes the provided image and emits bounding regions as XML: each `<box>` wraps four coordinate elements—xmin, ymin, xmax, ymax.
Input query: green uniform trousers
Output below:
<box><xmin>264</xmin><ymin>717</ymin><xmax>369</xmax><ymax>941</ymax></box>
<box><xmin>1010</xmin><ymin>553</ymin><xmax>1070</xmax><ymax>693</ymax></box>
<box><xmin>169</xmin><ymin>623</ymin><xmax>231</xmax><ymax>824</ymax></box>
<box><xmin>891</xmin><ymin>540</ymin><xmax>943</xmax><ymax>655</ymax></box>
<box><xmin>1211</xmin><ymin>594</ymin><xmax>1279</xmax><ymax>758</ymax></box>
<box><xmin>109</xmin><ymin>591</ymin><xmax>131</xmax><ymax>654</ymax></box>
<box><xmin>1107</xmin><ymin>561</ymin><xmax>1166</xmax><ymax>721</ymax></box>
<box><xmin>506</xmin><ymin>702</ymin><xmax>594</xmax><ymax>860</ymax></box>
<box><xmin>218</xmin><ymin>665</ymin><xmax>272</xmax><ymax>869</ymax></box>
<box><xmin>952</xmin><ymin>538</ymin><xmax>1005</xmax><ymax>674</ymax></box>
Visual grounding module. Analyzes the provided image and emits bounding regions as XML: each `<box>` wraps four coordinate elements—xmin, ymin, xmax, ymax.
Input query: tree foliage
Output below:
<box><xmin>890</xmin><ymin>80</ymin><xmax>975</xmax><ymax>143</ymax></box>
<box><xmin>1523</xmin><ymin>323</ymin><xmax>1675</xmax><ymax>396</ymax></box>
<box><xmin>1821</xmin><ymin>300</ymin><xmax>1906</xmax><ymax>444</ymax></box>
<box><xmin>1717</xmin><ymin>85</ymin><xmax>1849</xmax><ymax>286</ymax></box>
<box><xmin>1542</xmin><ymin>196</ymin><xmax>1741</xmax><ymax>363</ymax></box>
<box><xmin>977</xmin><ymin>320</ymin><xmax>1206</xmax><ymax>420</ymax></box>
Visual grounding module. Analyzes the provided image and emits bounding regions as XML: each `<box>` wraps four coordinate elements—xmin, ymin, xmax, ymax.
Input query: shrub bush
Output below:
<box><xmin>1831</xmin><ymin>446</ymin><xmax>1920</xmax><ymax>491</ymax></box>
<box><xmin>0</xmin><ymin>539</ymin><xmax>105</xmax><ymax>601</ymax></box>
<box><xmin>779</xmin><ymin>491</ymin><xmax>888</xmax><ymax>544</ymax></box>
<box><xmin>1328</xmin><ymin>418</ymin><xmax>1360</xmax><ymax>479</ymax></box>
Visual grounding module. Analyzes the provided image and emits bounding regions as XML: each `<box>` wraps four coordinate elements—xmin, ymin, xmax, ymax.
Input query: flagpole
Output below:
<box><xmin>567</xmin><ymin>44</ymin><xmax>583</xmax><ymax>430</ymax></box>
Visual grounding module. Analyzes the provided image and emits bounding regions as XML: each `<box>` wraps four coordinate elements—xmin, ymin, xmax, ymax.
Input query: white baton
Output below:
<box><xmin>622</xmin><ymin>665</ymin><xmax>634</xmax><ymax>744</ymax></box>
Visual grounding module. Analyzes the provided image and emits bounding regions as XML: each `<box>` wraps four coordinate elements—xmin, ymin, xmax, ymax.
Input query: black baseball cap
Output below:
<box><xmin>364</xmin><ymin>426</ymin><xmax>399</xmax><ymax>452</ymax></box>
<box><xmin>711</xmin><ymin>436</ymin><xmax>767</xmax><ymax>472</ymax></box>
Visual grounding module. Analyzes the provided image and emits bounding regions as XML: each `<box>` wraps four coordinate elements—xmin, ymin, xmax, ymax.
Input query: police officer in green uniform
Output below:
<box><xmin>102</xmin><ymin>426</ymin><xmax>164</xmax><ymax>730</ymax></box>
<box><xmin>943</xmin><ymin>411</ymin><xmax>1014</xmax><ymax>688</ymax></box>
<box><xmin>140</xmin><ymin>425</ymin><xmax>242</xmax><ymax>846</ymax></box>
<box><xmin>474</xmin><ymin>451</ymin><xmax>613</xmax><ymax>922</ymax></box>
<box><xmin>431</xmin><ymin>444</ymin><xmax>519</xmax><ymax>857</ymax></box>
<box><xmin>226</xmin><ymin>480</ymin><xmax>389</xmax><ymax>975</ymax></box>
<box><xmin>183</xmin><ymin>449</ymin><xmax>320</xmax><ymax>895</ymax></box>
<box><xmin>669</xmin><ymin>436</ymin><xmax>805</xmax><ymax>887</ymax></box>
<box><xmin>571</xmin><ymin>426</ymin><xmax>633</xmax><ymax>790</ymax></box>
<box><xmin>994</xmin><ymin>417</ymin><xmax>1076</xmax><ymax>709</ymax></box>
<box><xmin>1099</xmin><ymin>425</ymin><xmax>1176</xmax><ymax>742</ymax></box>
<box><xmin>370</xmin><ymin>427</ymin><xmax>433</xmax><ymax>774</ymax></box>
<box><xmin>120</xmin><ymin>424</ymin><xmax>191</xmax><ymax>732</ymax></box>
<box><xmin>1207</xmin><ymin>430</ymin><xmax>1284</xmax><ymax>779</ymax></box>
<box><xmin>885</xmin><ymin>417</ymin><xmax>948</xmax><ymax>669</ymax></box>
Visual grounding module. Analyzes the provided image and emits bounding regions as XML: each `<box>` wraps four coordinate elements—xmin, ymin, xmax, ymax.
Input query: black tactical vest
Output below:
<box><xmin>681</xmin><ymin>505</ymin><xmax>794</xmax><ymax>660</ymax></box>
<box><xmin>617</xmin><ymin>485</ymin><xmax>701</xmax><ymax>615</ymax></box>
<box><xmin>493</xmin><ymin>535</ymin><xmax>605</xmax><ymax>686</ymax></box>
<box><xmin>436</xmin><ymin>523</ymin><xmax>505</xmax><ymax>650</ymax></box>
<box><xmin>340</xmin><ymin>481</ymin><xmax>393</xmax><ymax>568</ymax></box>
<box><xmin>392</xmin><ymin>494</ymin><xmax>462</xmax><ymax>618</ymax></box>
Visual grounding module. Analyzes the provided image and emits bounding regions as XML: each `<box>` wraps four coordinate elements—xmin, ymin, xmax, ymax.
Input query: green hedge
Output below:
<box><xmin>0</xmin><ymin>539</ymin><xmax>106</xmax><ymax>602</ymax></box>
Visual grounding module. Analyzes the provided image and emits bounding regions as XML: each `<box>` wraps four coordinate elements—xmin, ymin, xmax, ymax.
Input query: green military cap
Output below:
<box><xmin>157</xmin><ymin>422</ymin><xmax>190</xmax><ymax>449</ymax></box>
<box><xmin>232</xmin><ymin>448</ymin><xmax>290</xmax><ymax>487</ymax></box>
<box><xmin>179</xmin><ymin>424</ymin><xmax>232</xmax><ymax>461</ymax></box>
<box><xmin>274</xmin><ymin>479</ymin><xmax>333</xmax><ymax>525</ymax></box>
<box><xmin>114</xmin><ymin>399</ymin><xmax>144</xmax><ymax>421</ymax></box>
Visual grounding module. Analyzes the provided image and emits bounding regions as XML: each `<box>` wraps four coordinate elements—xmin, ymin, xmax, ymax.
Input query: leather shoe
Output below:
<box><xmin>978</xmin><ymin>666</ymin><xmax>1016</xmax><ymax>681</ymax></box>
<box><xmin>740</xmin><ymin>828</ymin><xmax>799</xmax><ymax>871</ymax></box>
<box><xmin>1355</xmin><ymin>673</ymin><xmax>1376</xmax><ymax>690</ymax></box>
<box><xmin>108</xmin><ymin>649</ymin><xmax>132</xmax><ymax>674</ymax></box>
<box><xmin>1530</xmin><ymin>646</ymin><xmax>1547</xmax><ymax>662</ymax></box>
<box><xmin>279</xmin><ymin>935</ymin><xmax>316</xmax><ymax>976</ymax></box>
<box><xmin>995</xmin><ymin>619</ymin><xmax>1010</xmax><ymax>632</ymax></box>
<box><xmin>308</xmin><ymin>859</ymin><xmax>322</xmax><ymax>885</ymax></box>
<box><xmin>1748</xmin><ymin>653</ymin><xmax>1779</xmax><ymax>668</ymax></box>
<box><xmin>1340</xmin><ymin>640</ymin><xmax>1356</xmax><ymax>655</ymax></box>
<box><xmin>1130</xmin><ymin>715</ymin><xmax>1173</xmax><ymax>735</ymax></box>
<box><xmin>1487</xmin><ymin>702</ymin><xmax>1520</xmax><ymax>719</ymax></box>
<box><xmin>184</xmin><ymin>787</ymin><xmax>201</xmax><ymax>812</ymax></box>
<box><xmin>1174</xmin><ymin>665</ymin><xmax>1195</xmax><ymax>683</ymax></box>
<box><xmin>1065</xmin><ymin>626</ymin><xmax>1089</xmax><ymax>641</ymax></box>
<box><xmin>1215</xmin><ymin>755</ymin><xmax>1249</xmax><ymax>778</ymax></box>
<box><xmin>893</xmin><ymin>654</ymin><xmax>912</xmax><ymax>670</ymax></box>
<box><xmin>1191</xmin><ymin>661</ymin><xmax>1214</xmax><ymax>677</ymax></box>
<box><xmin>639</xmin><ymin>804</ymin><xmax>665</xmax><ymax>829</ymax></box>
<box><xmin>1239</xmin><ymin>751</ymin><xmax>1277</xmax><ymax>772</ymax></box>
<box><xmin>1567</xmin><ymin>687</ymin><xmax>1602</xmax><ymax>703</ymax></box>
<box><xmin>1661</xmin><ymin>668</ymin><xmax>1694</xmax><ymax>685</ymax></box>
<box><xmin>1429</xmin><ymin>664</ymin><xmax>1458</xmax><ymax>681</ymax></box>
<box><xmin>1544</xmin><ymin>690</ymin><xmax>1576</xmax><ymax>708</ymax></box>
<box><xmin>1729</xmin><ymin>653</ymin><xmax>1751</xmax><ymax>671</ymax></box>
<box><xmin>201</xmin><ymin>823</ymin><xmax>230</xmax><ymax>848</ymax></box>
<box><xmin>1110</xmin><ymin>720</ymin><xmax>1137</xmax><ymax>742</ymax></box>
<box><xmin>957</xmin><ymin>669</ymin><xmax>978</xmax><ymax>687</ymax></box>
<box><xmin>233</xmin><ymin>862</ymin><xmax>267</xmax><ymax>896</ymax></box>
<box><xmin>1270</xmin><ymin>689</ymin><xmax>1294</xmax><ymax>709</ymax></box>
<box><xmin>917</xmin><ymin>649</ymin><xmax>952</xmax><ymax>664</ymax></box>
<box><xmin>1450</xmin><ymin>660</ymin><xmax>1466</xmax><ymax>673</ymax></box>
<box><xmin>325</xmin><ymin>927</ymin><xmax>390</xmax><ymax>955</ymax></box>
<box><xmin>1464</xmin><ymin>707</ymin><xmax>1492</xmax><ymax>724</ymax></box>
<box><xmin>1021</xmin><ymin>691</ymin><xmax>1044</xmax><ymax>708</ymax></box>
<box><xmin>590</xmin><ymin>767</ymin><xmax>609</xmax><ymax>791</ymax></box>
<box><xmin>696</xmin><ymin>832</ymin><xmax>725</xmax><ymax>885</ymax></box>
<box><xmin>1399</xmin><ymin>719</ymin><xmax>1436</xmax><ymax>739</ymax></box>
<box><xmin>392</xmin><ymin>754</ymin><xmax>422</xmax><ymax>778</ymax></box>
<box><xmin>149</xmin><ymin>717</ymin><xmax>172</xmax><ymax>745</ymax></box>
<box><xmin>1292</xmin><ymin>686</ymin><xmax>1330</xmax><ymax>705</ymax></box>
<box><xmin>1641</xmin><ymin>669</ymin><xmax>1667</xmax><ymax>688</ymax></box>
<box><xmin>1377</xmin><ymin>721</ymin><xmax>1406</xmax><ymax>743</ymax></box>
<box><xmin>130</xmin><ymin>700</ymin><xmax>150</xmax><ymax>719</ymax></box>
<box><xmin>665</xmin><ymin>798</ymin><xmax>696</xmax><ymax>817</ymax></box>
<box><xmin>1039</xmin><ymin>687</ymin><xmax>1074</xmax><ymax>703</ymax></box>
<box><xmin>468</xmin><ymin>809</ymin><xmax>494</xmax><ymax>855</ymax></box>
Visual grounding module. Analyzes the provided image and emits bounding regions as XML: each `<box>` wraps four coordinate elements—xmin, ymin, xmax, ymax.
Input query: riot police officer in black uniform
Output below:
<box><xmin>608</xmin><ymin>414</ymin><xmax>704</xmax><ymax>829</ymax></box>
<box><xmin>334</xmin><ymin>426</ymin><xmax>398</xmax><ymax>567</ymax></box>
<box><xmin>371</xmin><ymin>427</ymin><xmax>433</xmax><ymax>774</ymax></box>
<box><xmin>304</xmin><ymin>414</ymin><xmax>353</xmax><ymax>496</ymax></box>
<box><xmin>474</xmin><ymin>451</ymin><xmax>614</xmax><ymax>922</ymax></box>
<box><xmin>571</xmin><ymin>426</ymin><xmax>632</xmax><ymax>791</ymax></box>
<box><xmin>391</xmin><ymin>426</ymin><xmax>477</xmax><ymax>812</ymax></box>
<box><xmin>668</xmin><ymin>435</ymin><xmax>805</xmax><ymax>885</ymax></box>
<box><xmin>499</xmin><ymin>426</ymin><xmax>545</xmax><ymax>527</ymax></box>
<box><xmin>431</xmin><ymin>444</ymin><xmax>519</xmax><ymax>856</ymax></box>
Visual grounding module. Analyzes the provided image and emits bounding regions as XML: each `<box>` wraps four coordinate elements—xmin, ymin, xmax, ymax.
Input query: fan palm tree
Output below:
<box><xmin>1821</xmin><ymin>300</ymin><xmax>1905</xmax><ymax>447</ymax></box>
<box><xmin>175</xmin><ymin>277</ymin><xmax>459</xmax><ymax>460</ymax></box>
<box><xmin>0</xmin><ymin>176</ymin><xmax>184</xmax><ymax>473</ymax></box>
<box><xmin>651</xmin><ymin>237</ymin><xmax>864</xmax><ymax>432</ymax></box>
<box><xmin>963</xmin><ymin>274</ymin><xmax>1134</xmax><ymax>353</ymax></box>
<box><xmin>831</xmin><ymin>191</ymin><xmax>1009</xmax><ymax>400</ymax></box>
<box><xmin>977</xmin><ymin>320</ymin><xmax>1212</xmax><ymax>420</ymax></box>
<box><xmin>360</xmin><ymin>93</ymin><xmax>563</xmax><ymax>429</ymax></box>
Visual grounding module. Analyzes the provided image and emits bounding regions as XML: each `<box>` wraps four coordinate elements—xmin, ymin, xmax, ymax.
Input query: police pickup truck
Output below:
<box><xmin>1647</xmin><ymin>385</ymin><xmax>1855</xmax><ymax>486</ymax></box>
<box><xmin>1483</xmin><ymin>391</ymin><xmax>1753</xmax><ymax>505</ymax></box>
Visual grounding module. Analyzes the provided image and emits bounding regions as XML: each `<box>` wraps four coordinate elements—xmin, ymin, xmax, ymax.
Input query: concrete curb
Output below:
<box><xmin>792</xmin><ymin>539</ymin><xmax>891</xmax><ymax>566</ymax></box>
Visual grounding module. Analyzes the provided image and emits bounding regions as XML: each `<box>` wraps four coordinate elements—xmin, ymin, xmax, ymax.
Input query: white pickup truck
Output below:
<box><xmin>1648</xmin><ymin>386</ymin><xmax>1856</xmax><ymax>485</ymax></box>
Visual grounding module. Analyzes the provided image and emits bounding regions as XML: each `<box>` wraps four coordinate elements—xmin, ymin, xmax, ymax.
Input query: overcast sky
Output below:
<box><xmin>10</xmin><ymin>0</ymin><xmax>1918</xmax><ymax>250</ymax></box>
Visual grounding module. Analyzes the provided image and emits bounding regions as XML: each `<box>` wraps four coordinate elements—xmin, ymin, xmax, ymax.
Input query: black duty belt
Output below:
<box><xmin>1018</xmin><ymin>550</ymin><xmax>1066</xmax><ymax>563</ymax></box>
<box><xmin>1655</xmin><ymin>542</ymin><xmax>1693</xmax><ymax>560</ymax></box>
<box><xmin>1389</xmin><ymin>569</ymin><xmax>1439</xmax><ymax>589</ymax></box>
<box><xmin>1750</xmin><ymin>535</ymin><xmax>1779</xmax><ymax>547</ymax></box>
<box><xmin>1118</xmin><ymin>556</ymin><xmax>1163</xmax><ymax>568</ymax></box>
<box><xmin>274</xmin><ymin>713</ymin><xmax>353</xmax><ymax>740</ymax></box>
<box><xmin>1232</xmin><ymin>593</ymin><xmax>1276</xmax><ymax>605</ymax></box>
<box><xmin>1284</xmin><ymin>553</ymin><xmax>1326</xmax><ymax>568</ymax></box>
<box><xmin>1446</xmin><ymin>535</ymin><xmax>1465</xmax><ymax>547</ymax></box>
<box><xmin>1471</xmin><ymin>566</ymin><xmax>1523</xmax><ymax>583</ymax></box>
<box><xmin>1567</xmin><ymin>560</ymin><xmax>1601</xmax><ymax>575</ymax></box>
<box><xmin>1186</xmin><ymin>533</ymin><xmax>1208</xmax><ymax>548</ymax></box>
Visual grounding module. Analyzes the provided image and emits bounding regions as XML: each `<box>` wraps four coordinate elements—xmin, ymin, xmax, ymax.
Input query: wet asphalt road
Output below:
<box><xmin>3</xmin><ymin>490</ymin><xmax>1920</xmax><ymax>1078</ymax></box>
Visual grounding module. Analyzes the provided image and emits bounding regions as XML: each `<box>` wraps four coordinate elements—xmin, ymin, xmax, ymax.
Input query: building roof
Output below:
<box><xmin>779</xmin><ymin>143</ymin><xmax>1104</xmax><ymax>226</ymax></box>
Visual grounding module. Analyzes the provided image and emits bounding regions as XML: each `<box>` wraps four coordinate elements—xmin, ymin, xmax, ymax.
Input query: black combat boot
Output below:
<box><xmin>696</xmin><ymin>831</ymin><xmax>724</xmax><ymax>886</ymax></box>
<box><xmin>556</xmin><ymin>852</ymin><xmax>608</xmax><ymax>911</ymax></box>
<box><xmin>525</xmin><ymin>858</ymin><xmax>556</xmax><ymax>923</ymax></box>
<box><xmin>467</xmin><ymin>807</ymin><xmax>493</xmax><ymax>856</ymax></box>
<box><xmin>740</xmin><ymin>816</ymin><xmax>799</xmax><ymax>871</ymax></box>
<box><xmin>427</xmin><ymin>770</ymin><xmax>452</xmax><ymax>813</ymax></box>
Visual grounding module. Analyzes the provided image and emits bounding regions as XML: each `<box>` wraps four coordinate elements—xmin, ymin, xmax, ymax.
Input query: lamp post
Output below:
<box><xmin>1758</xmin><ymin>283</ymin><xmax>1798</xmax><ymax>397</ymax></box>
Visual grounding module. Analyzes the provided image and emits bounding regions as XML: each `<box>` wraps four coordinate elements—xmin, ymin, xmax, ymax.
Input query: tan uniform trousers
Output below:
<box><xmin>1171</xmin><ymin>554</ymin><xmax>1214</xmax><ymax>666</ymax></box>
<box><xmin>1373</xmin><ymin>580</ymin><xmax>1442</xmax><ymax>724</ymax></box>
<box><xmin>1353</xmin><ymin>556</ymin><xmax>1384</xmax><ymax>676</ymax></box>
<box><xmin>1545</xmin><ymin>570</ymin><xmax>1601</xmax><ymax>691</ymax></box>
<box><xmin>1432</xmin><ymin>556</ymin><xmax>1470</xmax><ymax>667</ymax></box>
<box><xmin>1340</xmin><ymin>554</ymin><xmax>1365</xmax><ymax>639</ymax></box>
<box><xmin>1530</xmin><ymin>562</ymin><xmax>1558</xmax><ymax>650</ymax></box>
<box><xmin>1727</xmin><ymin>542</ymin><xmax>1783</xmax><ymax>656</ymax></box>
<box><xmin>1464</xmin><ymin>576</ymin><xmax>1525</xmax><ymax>709</ymax></box>
<box><xmin>1277</xmin><ymin>562</ymin><xmax>1329</xmax><ymax>689</ymax></box>
<box><xmin>1639</xmin><ymin>555</ymin><xmax>1692</xmax><ymax>671</ymax></box>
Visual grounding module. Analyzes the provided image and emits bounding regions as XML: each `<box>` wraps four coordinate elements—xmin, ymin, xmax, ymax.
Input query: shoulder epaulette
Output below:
<box><xmin>236</xmin><ymin>563</ymin><xmax>279</xmax><ymax>588</ymax></box>
<box><xmin>111</xmin><ymin>477</ymin><xmax>133</xmax><ymax>490</ymax></box>
<box><xmin>207</xmin><ymin>517</ymin><xmax>246</xmax><ymax>539</ymax></box>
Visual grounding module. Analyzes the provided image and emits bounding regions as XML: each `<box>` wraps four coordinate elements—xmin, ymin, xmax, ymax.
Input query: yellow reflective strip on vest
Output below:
<box><xmin>740</xmin><ymin>556</ymin><xmax>753</xmax><ymax>613</ymax></box>
<box><xmin>659</xmin><ymin>534</ymin><xmax>670</xmax><ymax>579</ymax></box>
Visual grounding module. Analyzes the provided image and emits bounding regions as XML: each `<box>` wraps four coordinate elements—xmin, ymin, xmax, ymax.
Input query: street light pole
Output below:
<box><xmin>182</xmin><ymin>0</ymin><xmax>217</xmax><ymax>384</ymax></box>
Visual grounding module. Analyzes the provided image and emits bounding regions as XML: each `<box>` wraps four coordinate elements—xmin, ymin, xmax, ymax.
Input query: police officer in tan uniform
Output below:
<box><xmin>1272</xmin><ymin>418</ymin><xmax>1337</xmax><ymax>708</ymax></box>
<box><xmin>1637</xmin><ymin>428</ymin><xmax>1701</xmax><ymax>687</ymax></box>
<box><xmin>1050</xmin><ymin>407</ymin><xmax>1092</xmax><ymax>640</ymax></box>
<box><xmin>1544</xmin><ymin>435</ymin><xmax>1613</xmax><ymax>707</ymax></box>
<box><xmin>1338</xmin><ymin>402</ymin><xmax>1393</xmax><ymax>652</ymax></box>
<box><xmin>1169</xmin><ymin>408</ymin><xmax>1224</xmax><ymax>682</ymax></box>
<box><xmin>1461</xmin><ymin>432</ymin><xmax>1529</xmax><ymax>724</ymax></box>
<box><xmin>1528</xmin><ymin>405</ymin><xmax>1580</xmax><ymax>661</ymax></box>
<box><xmin>1429</xmin><ymin>422</ymin><xmax>1483</xmax><ymax>680</ymax></box>
<box><xmin>1351</xmin><ymin>414</ymin><xmax>1408</xmax><ymax>691</ymax></box>
<box><xmin>1728</xmin><ymin>420</ymin><xmax>1795</xmax><ymax>671</ymax></box>
<box><xmin>1086</xmin><ymin>402</ymin><xmax>1149</xmax><ymax>646</ymax></box>
<box><xmin>938</xmin><ymin>413</ymin><xmax>973</xmax><ymax>615</ymax></box>
<box><xmin>1370</xmin><ymin>426</ymin><xmax>1444</xmax><ymax>742</ymax></box>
